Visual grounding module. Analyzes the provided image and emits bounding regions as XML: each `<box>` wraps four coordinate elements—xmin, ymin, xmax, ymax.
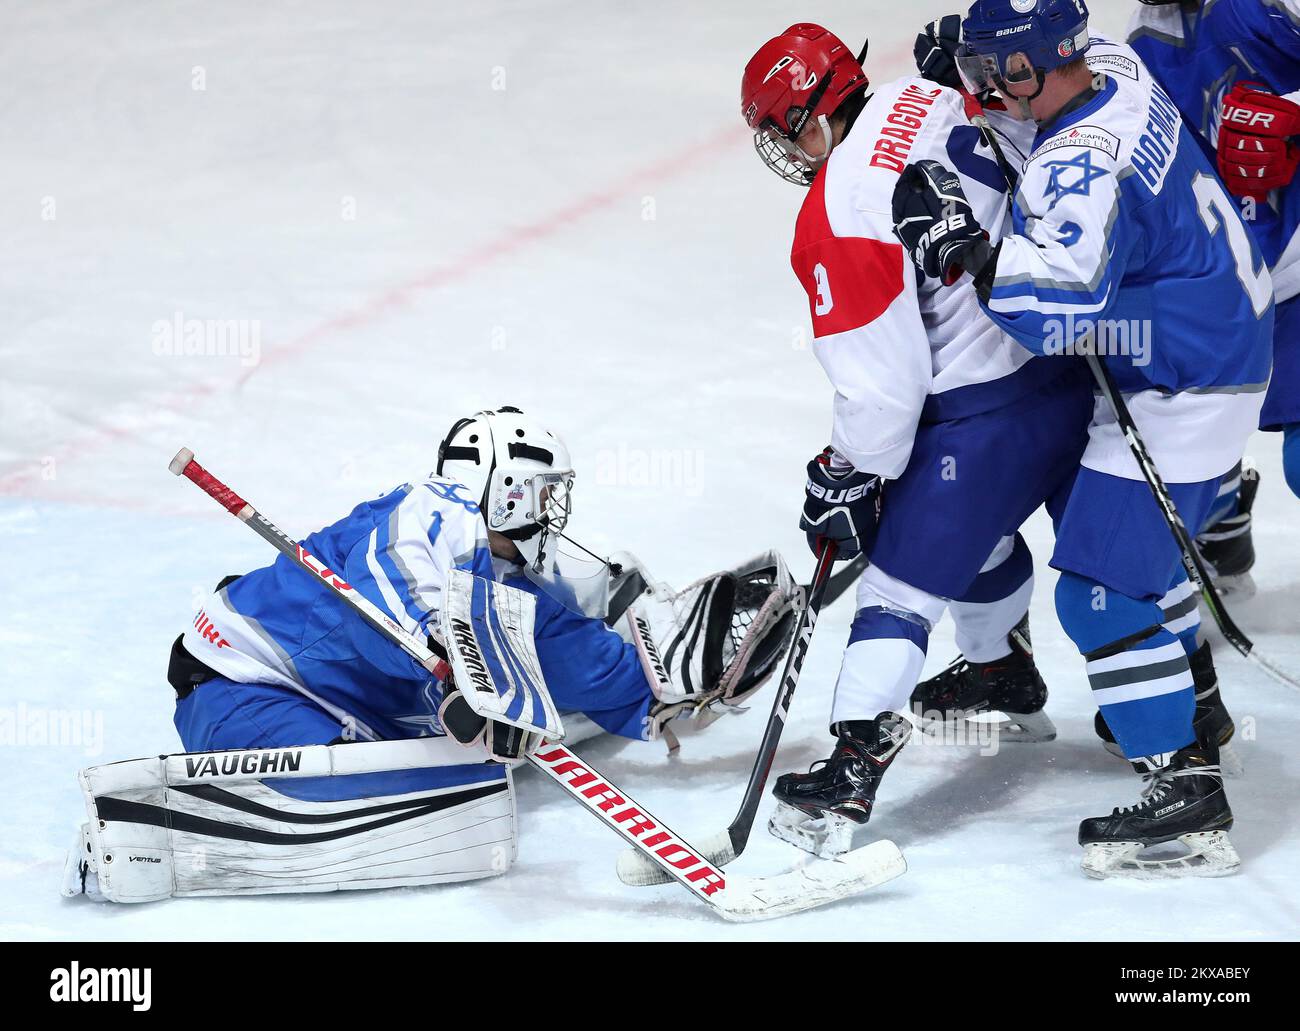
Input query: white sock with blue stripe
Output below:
<box><xmin>830</xmin><ymin>565</ymin><xmax>945</xmax><ymax>725</ymax></box>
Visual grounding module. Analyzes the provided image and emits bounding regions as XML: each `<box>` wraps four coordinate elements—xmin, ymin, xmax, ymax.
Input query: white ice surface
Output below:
<box><xmin>1</xmin><ymin>0</ymin><xmax>1297</xmax><ymax>941</ymax></box>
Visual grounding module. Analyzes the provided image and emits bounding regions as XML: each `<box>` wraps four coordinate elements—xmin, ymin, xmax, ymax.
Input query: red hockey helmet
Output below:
<box><xmin>741</xmin><ymin>24</ymin><xmax>869</xmax><ymax>186</ymax></box>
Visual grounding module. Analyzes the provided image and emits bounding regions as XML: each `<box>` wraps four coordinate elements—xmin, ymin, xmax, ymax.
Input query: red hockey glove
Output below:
<box><xmin>1217</xmin><ymin>82</ymin><xmax>1300</xmax><ymax>199</ymax></box>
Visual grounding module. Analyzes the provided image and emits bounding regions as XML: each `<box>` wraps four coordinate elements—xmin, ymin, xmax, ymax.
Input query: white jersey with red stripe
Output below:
<box><xmin>790</xmin><ymin>77</ymin><xmax>1050</xmax><ymax>478</ymax></box>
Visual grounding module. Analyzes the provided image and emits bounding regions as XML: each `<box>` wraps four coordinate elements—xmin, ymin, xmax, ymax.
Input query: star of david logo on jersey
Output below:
<box><xmin>1041</xmin><ymin>148</ymin><xmax>1108</xmax><ymax>211</ymax></box>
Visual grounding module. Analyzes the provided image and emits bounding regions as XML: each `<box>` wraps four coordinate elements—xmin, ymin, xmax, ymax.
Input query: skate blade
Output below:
<box><xmin>1081</xmin><ymin>831</ymin><xmax>1240</xmax><ymax>880</ymax></box>
<box><xmin>1218</xmin><ymin>739</ymin><xmax>1245</xmax><ymax>777</ymax></box>
<box><xmin>916</xmin><ymin>708</ymin><xmax>1056</xmax><ymax>744</ymax></box>
<box><xmin>768</xmin><ymin>803</ymin><xmax>857</xmax><ymax>860</ymax></box>
<box><xmin>994</xmin><ymin>708</ymin><xmax>1056</xmax><ymax>743</ymax></box>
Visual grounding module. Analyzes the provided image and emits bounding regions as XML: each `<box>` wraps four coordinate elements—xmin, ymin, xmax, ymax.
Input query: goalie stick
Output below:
<box><xmin>617</xmin><ymin>541</ymin><xmax>842</xmax><ymax>885</ymax></box>
<box><xmin>170</xmin><ymin>449</ymin><xmax>905</xmax><ymax>919</ymax></box>
<box><xmin>962</xmin><ymin>98</ymin><xmax>1300</xmax><ymax>693</ymax></box>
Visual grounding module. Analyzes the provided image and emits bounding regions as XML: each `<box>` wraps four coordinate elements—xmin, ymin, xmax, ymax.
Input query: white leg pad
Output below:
<box><xmin>62</xmin><ymin>737</ymin><xmax>516</xmax><ymax>903</ymax></box>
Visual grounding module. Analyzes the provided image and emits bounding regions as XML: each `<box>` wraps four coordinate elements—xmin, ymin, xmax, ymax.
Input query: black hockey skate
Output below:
<box><xmin>1079</xmin><ymin>742</ymin><xmax>1239</xmax><ymax>879</ymax></box>
<box><xmin>1094</xmin><ymin>641</ymin><xmax>1242</xmax><ymax>774</ymax></box>
<box><xmin>1195</xmin><ymin>465</ymin><xmax>1259</xmax><ymax>596</ymax></box>
<box><xmin>910</xmin><ymin>613</ymin><xmax>1055</xmax><ymax>742</ymax></box>
<box><xmin>768</xmin><ymin>713</ymin><xmax>910</xmax><ymax>859</ymax></box>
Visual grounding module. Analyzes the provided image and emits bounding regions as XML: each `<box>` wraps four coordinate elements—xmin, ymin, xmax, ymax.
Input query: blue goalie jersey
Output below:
<box><xmin>179</xmin><ymin>477</ymin><xmax>654</xmax><ymax>742</ymax></box>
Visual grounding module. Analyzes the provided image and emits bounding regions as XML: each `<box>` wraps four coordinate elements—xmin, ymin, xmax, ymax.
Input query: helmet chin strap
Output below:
<box><xmin>996</xmin><ymin>69</ymin><xmax>1045</xmax><ymax>121</ymax></box>
<box><xmin>511</xmin><ymin>524</ymin><xmax>552</xmax><ymax>575</ymax></box>
<box><xmin>553</xmin><ymin>528</ymin><xmax>622</xmax><ymax>577</ymax></box>
<box><xmin>794</xmin><ymin>114</ymin><xmax>835</xmax><ymax>170</ymax></box>
<box><xmin>509</xmin><ymin>523</ymin><xmax>623</xmax><ymax>579</ymax></box>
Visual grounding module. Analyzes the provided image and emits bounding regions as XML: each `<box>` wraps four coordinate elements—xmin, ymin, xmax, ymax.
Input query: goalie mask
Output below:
<box><xmin>436</xmin><ymin>407</ymin><xmax>574</xmax><ymax>576</ymax></box>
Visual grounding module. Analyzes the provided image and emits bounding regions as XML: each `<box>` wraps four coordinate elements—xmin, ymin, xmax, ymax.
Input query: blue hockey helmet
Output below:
<box><xmin>957</xmin><ymin>0</ymin><xmax>1090</xmax><ymax>101</ymax></box>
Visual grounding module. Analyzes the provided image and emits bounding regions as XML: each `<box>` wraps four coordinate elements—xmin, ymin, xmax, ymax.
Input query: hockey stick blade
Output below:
<box><xmin>713</xmin><ymin>840</ymin><xmax>906</xmax><ymax>922</ymax></box>
<box><xmin>617</xmin><ymin>829</ymin><xmax>735</xmax><ymax>886</ymax></box>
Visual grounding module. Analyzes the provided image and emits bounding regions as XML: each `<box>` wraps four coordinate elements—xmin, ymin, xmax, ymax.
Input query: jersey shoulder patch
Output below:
<box><xmin>1087</xmin><ymin>49</ymin><xmax>1140</xmax><ymax>82</ymax></box>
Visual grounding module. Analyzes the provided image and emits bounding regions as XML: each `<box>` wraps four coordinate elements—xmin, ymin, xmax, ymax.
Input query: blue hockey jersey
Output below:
<box><xmin>1128</xmin><ymin>0</ymin><xmax>1300</xmax><ymax>301</ymax></box>
<box><xmin>980</xmin><ymin>37</ymin><xmax>1274</xmax><ymax>481</ymax></box>
<box><xmin>181</xmin><ymin>477</ymin><xmax>653</xmax><ymax>742</ymax></box>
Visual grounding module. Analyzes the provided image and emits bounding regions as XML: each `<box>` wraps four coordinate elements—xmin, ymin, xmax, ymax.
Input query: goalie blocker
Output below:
<box><xmin>61</xmin><ymin>737</ymin><xmax>516</xmax><ymax>903</ymax></box>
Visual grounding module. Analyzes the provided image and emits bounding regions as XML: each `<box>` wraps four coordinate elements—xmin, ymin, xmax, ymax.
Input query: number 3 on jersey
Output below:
<box><xmin>813</xmin><ymin>262</ymin><xmax>833</xmax><ymax>315</ymax></box>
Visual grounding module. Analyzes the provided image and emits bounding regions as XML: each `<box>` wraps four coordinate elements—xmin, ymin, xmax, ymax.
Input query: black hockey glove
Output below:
<box><xmin>438</xmin><ymin>680</ymin><xmax>540</xmax><ymax>764</ymax></box>
<box><xmin>799</xmin><ymin>447</ymin><xmax>882</xmax><ymax>560</ymax></box>
<box><xmin>438</xmin><ymin>680</ymin><xmax>487</xmax><ymax>744</ymax></box>
<box><xmin>914</xmin><ymin>15</ymin><xmax>963</xmax><ymax>90</ymax></box>
<box><xmin>892</xmin><ymin>159</ymin><xmax>995</xmax><ymax>285</ymax></box>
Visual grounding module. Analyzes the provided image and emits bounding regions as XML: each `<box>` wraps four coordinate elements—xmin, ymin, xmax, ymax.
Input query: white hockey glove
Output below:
<box><xmin>626</xmin><ymin>550</ymin><xmax>799</xmax><ymax>712</ymax></box>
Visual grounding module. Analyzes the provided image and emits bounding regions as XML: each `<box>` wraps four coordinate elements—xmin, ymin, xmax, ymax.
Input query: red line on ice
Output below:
<box><xmin>0</xmin><ymin>41</ymin><xmax>915</xmax><ymax>504</ymax></box>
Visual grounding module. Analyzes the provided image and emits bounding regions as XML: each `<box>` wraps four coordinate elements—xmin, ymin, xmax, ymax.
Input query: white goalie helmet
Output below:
<box><xmin>436</xmin><ymin>407</ymin><xmax>575</xmax><ymax>575</ymax></box>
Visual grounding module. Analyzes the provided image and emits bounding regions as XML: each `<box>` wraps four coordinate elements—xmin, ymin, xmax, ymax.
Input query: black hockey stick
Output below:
<box><xmin>617</xmin><ymin>540</ymin><xmax>841</xmax><ymax>884</ymax></box>
<box><xmin>965</xmin><ymin>101</ymin><xmax>1300</xmax><ymax>692</ymax></box>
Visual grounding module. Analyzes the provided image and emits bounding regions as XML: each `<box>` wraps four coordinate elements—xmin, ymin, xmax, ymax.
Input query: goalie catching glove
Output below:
<box><xmin>625</xmin><ymin>551</ymin><xmax>799</xmax><ymax>724</ymax></box>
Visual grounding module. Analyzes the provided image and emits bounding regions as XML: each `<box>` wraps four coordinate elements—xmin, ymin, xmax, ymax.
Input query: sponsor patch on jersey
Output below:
<box><xmin>1036</xmin><ymin>123</ymin><xmax>1120</xmax><ymax>161</ymax></box>
<box><xmin>1085</xmin><ymin>51</ymin><xmax>1139</xmax><ymax>81</ymax></box>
